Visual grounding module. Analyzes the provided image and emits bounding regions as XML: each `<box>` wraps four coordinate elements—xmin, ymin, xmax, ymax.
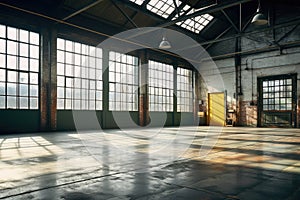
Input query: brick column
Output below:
<box><xmin>139</xmin><ymin>50</ymin><xmax>149</xmax><ymax>126</ymax></box>
<box><xmin>40</xmin><ymin>26</ymin><xmax>57</xmax><ymax>131</ymax></box>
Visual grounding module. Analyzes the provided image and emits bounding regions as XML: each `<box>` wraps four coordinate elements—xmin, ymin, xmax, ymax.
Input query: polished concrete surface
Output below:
<box><xmin>0</xmin><ymin>126</ymin><xmax>300</xmax><ymax>200</ymax></box>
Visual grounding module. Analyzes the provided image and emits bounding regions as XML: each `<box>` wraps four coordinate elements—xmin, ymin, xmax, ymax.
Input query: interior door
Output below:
<box><xmin>208</xmin><ymin>92</ymin><xmax>225</xmax><ymax>126</ymax></box>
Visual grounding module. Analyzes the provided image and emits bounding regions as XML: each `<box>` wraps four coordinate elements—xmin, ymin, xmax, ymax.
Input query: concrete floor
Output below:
<box><xmin>0</xmin><ymin>126</ymin><xmax>300</xmax><ymax>200</ymax></box>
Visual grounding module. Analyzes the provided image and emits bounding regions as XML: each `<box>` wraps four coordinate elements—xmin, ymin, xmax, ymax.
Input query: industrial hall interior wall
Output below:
<box><xmin>0</xmin><ymin>2</ymin><xmax>300</xmax><ymax>134</ymax></box>
<box><xmin>198</xmin><ymin>8</ymin><xmax>300</xmax><ymax>128</ymax></box>
<box><xmin>0</xmin><ymin>6</ymin><xmax>196</xmax><ymax>133</ymax></box>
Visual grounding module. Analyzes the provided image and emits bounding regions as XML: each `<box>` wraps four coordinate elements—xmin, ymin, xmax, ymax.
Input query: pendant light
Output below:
<box><xmin>251</xmin><ymin>0</ymin><xmax>268</xmax><ymax>25</ymax></box>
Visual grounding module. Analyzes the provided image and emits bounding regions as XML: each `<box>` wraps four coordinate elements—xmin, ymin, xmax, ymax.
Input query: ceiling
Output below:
<box><xmin>0</xmin><ymin>0</ymin><xmax>300</xmax><ymax>48</ymax></box>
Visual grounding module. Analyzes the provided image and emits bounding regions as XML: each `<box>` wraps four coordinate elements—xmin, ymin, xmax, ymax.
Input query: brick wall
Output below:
<box><xmin>239</xmin><ymin>101</ymin><xmax>258</xmax><ymax>127</ymax></box>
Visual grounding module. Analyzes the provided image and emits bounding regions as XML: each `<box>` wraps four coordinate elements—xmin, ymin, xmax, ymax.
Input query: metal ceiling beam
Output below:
<box><xmin>113</xmin><ymin>0</ymin><xmax>205</xmax><ymax>41</ymax></box>
<box><xmin>167</xmin><ymin>0</ymin><xmax>189</xmax><ymax>20</ymax></box>
<box><xmin>277</xmin><ymin>23</ymin><xmax>300</xmax><ymax>43</ymax></box>
<box><xmin>111</xmin><ymin>1</ymin><xmax>138</xmax><ymax>28</ymax></box>
<box><xmin>158</xmin><ymin>0</ymin><xmax>254</xmax><ymax>28</ymax></box>
<box><xmin>221</xmin><ymin>9</ymin><xmax>240</xmax><ymax>33</ymax></box>
<box><xmin>175</xmin><ymin>17</ymin><xmax>300</xmax><ymax>52</ymax></box>
<box><xmin>205</xmin><ymin>26</ymin><xmax>232</xmax><ymax>50</ymax></box>
<box><xmin>113</xmin><ymin>0</ymin><xmax>164</xmax><ymax>22</ymax></box>
<box><xmin>141</xmin><ymin>0</ymin><xmax>151</xmax><ymax>8</ymax></box>
<box><xmin>173</xmin><ymin>0</ymin><xmax>180</xmax><ymax>17</ymax></box>
<box><xmin>200</xmin><ymin>17</ymin><xmax>300</xmax><ymax>46</ymax></box>
<box><xmin>62</xmin><ymin>0</ymin><xmax>104</xmax><ymax>21</ymax></box>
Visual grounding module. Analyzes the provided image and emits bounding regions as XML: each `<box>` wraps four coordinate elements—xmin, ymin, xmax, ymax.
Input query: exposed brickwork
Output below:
<box><xmin>298</xmin><ymin>100</ymin><xmax>300</xmax><ymax>128</ymax></box>
<box><xmin>239</xmin><ymin>101</ymin><xmax>257</xmax><ymax>126</ymax></box>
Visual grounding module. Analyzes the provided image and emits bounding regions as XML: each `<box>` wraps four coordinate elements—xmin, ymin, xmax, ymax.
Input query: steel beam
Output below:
<box><xmin>221</xmin><ymin>9</ymin><xmax>240</xmax><ymax>33</ymax></box>
<box><xmin>62</xmin><ymin>0</ymin><xmax>104</xmax><ymax>21</ymax></box>
<box><xmin>200</xmin><ymin>17</ymin><xmax>300</xmax><ymax>46</ymax></box>
<box><xmin>158</xmin><ymin>0</ymin><xmax>253</xmax><ymax>28</ymax></box>
<box><xmin>111</xmin><ymin>1</ymin><xmax>138</xmax><ymax>28</ymax></box>
<box><xmin>167</xmin><ymin>0</ymin><xmax>189</xmax><ymax>20</ymax></box>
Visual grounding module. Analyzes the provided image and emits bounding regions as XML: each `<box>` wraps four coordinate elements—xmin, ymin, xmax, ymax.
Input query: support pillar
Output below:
<box><xmin>40</xmin><ymin>26</ymin><xmax>57</xmax><ymax>131</ymax></box>
<box><xmin>235</xmin><ymin>36</ymin><xmax>242</xmax><ymax>126</ymax></box>
<box><xmin>194</xmin><ymin>72</ymin><xmax>200</xmax><ymax>125</ymax></box>
<box><xmin>102</xmin><ymin>49</ymin><xmax>109</xmax><ymax>129</ymax></box>
<box><xmin>173</xmin><ymin>63</ymin><xmax>177</xmax><ymax>126</ymax></box>
<box><xmin>139</xmin><ymin>50</ymin><xmax>149</xmax><ymax>126</ymax></box>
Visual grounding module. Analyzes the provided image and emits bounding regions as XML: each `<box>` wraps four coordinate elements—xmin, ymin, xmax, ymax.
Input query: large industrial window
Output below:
<box><xmin>57</xmin><ymin>38</ymin><xmax>103</xmax><ymax>110</ymax></box>
<box><xmin>148</xmin><ymin>60</ymin><xmax>173</xmax><ymax>112</ymax></box>
<box><xmin>109</xmin><ymin>51</ymin><xmax>138</xmax><ymax>111</ymax></box>
<box><xmin>262</xmin><ymin>79</ymin><xmax>293</xmax><ymax>111</ymax></box>
<box><xmin>258</xmin><ymin>74</ymin><xmax>297</xmax><ymax>127</ymax></box>
<box><xmin>0</xmin><ymin>25</ymin><xmax>39</xmax><ymax>109</ymax></box>
<box><xmin>177</xmin><ymin>67</ymin><xmax>193</xmax><ymax>112</ymax></box>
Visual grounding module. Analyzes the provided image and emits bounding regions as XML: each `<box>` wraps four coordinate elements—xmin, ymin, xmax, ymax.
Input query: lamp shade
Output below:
<box><xmin>159</xmin><ymin>37</ymin><xmax>171</xmax><ymax>49</ymax></box>
<box><xmin>251</xmin><ymin>10</ymin><xmax>268</xmax><ymax>25</ymax></box>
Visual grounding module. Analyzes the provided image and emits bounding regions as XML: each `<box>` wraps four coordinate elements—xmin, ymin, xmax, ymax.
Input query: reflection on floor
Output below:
<box><xmin>0</xmin><ymin>126</ymin><xmax>300</xmax><ymax>200</ymax></box>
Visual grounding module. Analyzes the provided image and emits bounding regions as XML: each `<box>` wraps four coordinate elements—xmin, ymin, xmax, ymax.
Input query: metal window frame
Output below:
<box><xmin>258</xmin><ymin>73</ymin><xmax>297</xmax><ymax>127</ymax></box>
<box><xmin>177</xmin><ymin>67</ymin><xmax>193</xmax><ymax>112</ymax></box>
<box><xmin>108</xmin><ymin>51</ymin><xmax>139</xmax><ymax>111</ymax></box>
<box><xmin>0</xmin><ymin>24</ymin><xmax>40</xmax><ymax>110</ymax></box>
<box><xmin>56</xmin><ymin>38</ymin><xmax>103</xmax><ymax>110</ymax></box>
<box><xmin>148</xmin><ymin>60</ymin><xmax>174</xmax><ymax>112</ymax></box>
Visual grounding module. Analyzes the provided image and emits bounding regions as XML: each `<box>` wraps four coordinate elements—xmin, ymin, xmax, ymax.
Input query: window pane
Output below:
<box><xmin>0</xmin><ymin>54</ymin><xmax>5</xmax><ymax>68</ymax></box>
<box><xmin>30</xmin><ymin>59</ymin><xmax>39</xmax><ymax>72</ymax></box>
<box><xmin>20</xmin><ymin>57</ymin><xmax>29</xmax><ymax>71</ymax></box>
<box><xmin>7</xmin><ymin>96</ymin><xmax>17</xmax><ymax>108</ymax></box>
<box><xmin>0</xmin><ymin>96</ymin><xmax>5</xmax><ymax>108</ymax></box>
<box><xmin>7</xmin><ymin>41</ymin><xmax>17</xmax><ymax>55</ymax></box>
<box><xmin>20</xmin><ymin>72</ymin><xmax>28</xmax><ymax>83</ymax></box>
<box><xmin>0</xmin><ymin>69</ymin><xmax>5</xmax><ymax>81</ymax></box>
<box><xmin>30</xmin><ymin>45</ymin><xmax>39</xmax><ymax>59</ymax></box>
<box><xmin>0</xmin><ymin>82</ymin><xmax>5</xmax><ymax>95</ymax></box>
<box><xmin>7</xmin><ymin>27</ymin><xmax>17</xmax><ymax>40</ymax></box>
<box><xmin>30</xmin><ymin>32</ymin><xmax>39</xmax><ymax>45</ymax></box>
<box><xmin>0</xmin><ymin>39</ymin><xmax>6</xmax><ymax>53</ymax></box>
<box><xmin>20</xmin><ymin>43</ymin><xmax>29</xmax><ymax>57</ymax></box>
<box><xmin>20</xmin><ymin>30</ymin><xmax>29</xmax><ymax>43</ymax></box>
<box><xmin>30</xmin><ymin>85</ymin><xmax>38</xmax><ymax>97</ymax></box>
<box><xmin>20</xmin><ymin>84</ymin><xmax>28</xmax><ymax>96</ymax></box>
<box><xmin>7</xmin><ymin>56</ymin><xmax>17</xmax><ymax>69</ymax></box>
<box><xmin>0</xmin><ymin>25</ymin><xmax>5</xmax><ymax>38</ymax></box>
<box><xmin>30</xmin><ymin>73</ymin><xmax>38</xmax><ymax>84</ymax></box>
<box><xmin>57</xmin><ymin>38</ymin><xmax>65</xmax><ymax>50</ymax></box>
<box><xmin>57</xmin><ymin>99</ymin><xmax>64</xmax><ymax>109</ymax></box>
<box><xmin>20</xmin><ymin>97</ymin><xmax>28</xmax><ymax>109</ymax></box>
<box><xmin>57</xmin><ymin>87</ymin><xmax>64</xmax><ymax>98</ymax></box>
<box><xmin>30</xmin><ymin>98</ymin><xmax>38</xmax><ymax>109</ymax></box>
<box><xmin>8</xmin><ymin>71</ymin><xmax>17</xmax><ymax>82</ymax></box>
<box><xmin>66</xmin><ymin>40</ymin><xmax>73</xmax><ymax>51</ymax></box>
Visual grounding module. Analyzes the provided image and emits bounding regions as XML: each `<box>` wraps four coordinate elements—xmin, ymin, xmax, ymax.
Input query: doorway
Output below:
<box><xmin>208</xmin><ymin>92</ymin><xmax>226</xmax><ymax>126</ymax></box>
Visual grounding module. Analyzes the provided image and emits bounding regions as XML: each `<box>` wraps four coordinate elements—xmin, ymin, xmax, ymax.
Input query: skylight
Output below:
<box><xmin>129</xmin><ymin>0</ymin><xmax>144</xmax><ymax>6</ymax></box>
<box><xmin>147</xmin><ymin>0</ymin><xmax>179</xmax><ymax>19</ymax></box>
<box><xmin>179</xmin><ymin>13</ymin><xmax>213</xmax><ymax>33</ymax></box>
<box><xmin>174</xmin><ymin>5</ymin><xmax>214</xmax><ymax>34</ymax></box>
<box><xmin>129</xmin><ymin>0</ymin><xmax>214</xmax><ymax>34</ymax></box>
